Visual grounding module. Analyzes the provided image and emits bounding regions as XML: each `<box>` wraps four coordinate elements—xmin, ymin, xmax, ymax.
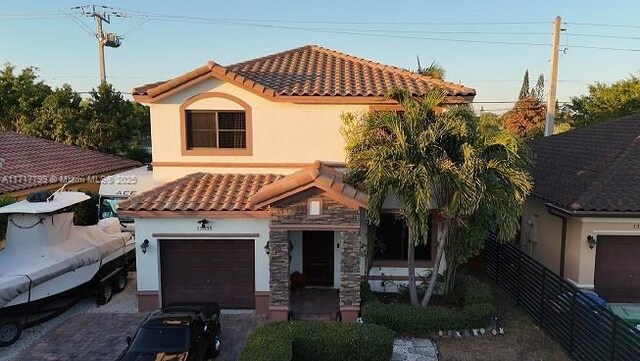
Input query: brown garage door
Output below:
<box><xmin>160</xmin><ymin>239</ymin><xmax>255</xmax><ymax>309</ymax></box>
<box><xmin>594</xmin><ymin>235</ymin><xmax>640</xmax><ymax>302</ymax></box>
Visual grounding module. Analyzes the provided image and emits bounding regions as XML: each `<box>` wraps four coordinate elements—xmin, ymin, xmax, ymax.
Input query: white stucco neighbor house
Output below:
<box><xmin>119</xmin><ymin>45</ymin><xmax>475</xmax><ymax>321</ymax></box>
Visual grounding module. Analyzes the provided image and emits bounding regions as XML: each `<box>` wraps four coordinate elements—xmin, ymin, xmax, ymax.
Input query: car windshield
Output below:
<box><xmin>130</xmin><ymin>326</ymin><xmax>190</xmax><ymax>352</ymax></box>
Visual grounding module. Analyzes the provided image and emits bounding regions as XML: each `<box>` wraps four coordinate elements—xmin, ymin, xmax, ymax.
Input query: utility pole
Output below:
<box><xmin>76</xmin><ymin>5</ymin><xmax>123</xmax><ymax>84</ymax></box>
<box><xmin>544</xmin><ymin>16</ymin><xmax>562</xmax><ymax>137</ymax></box>
<box><xmin>96</xmin><ymin>15</ymin><xmax>106</xmax><ymax>83</ymax></box>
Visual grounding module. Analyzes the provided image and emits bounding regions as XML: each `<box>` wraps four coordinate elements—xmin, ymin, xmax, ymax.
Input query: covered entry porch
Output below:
<box><xmin>250</xmin><ymin>161</ymin><xmax>367</xmax><ymax>322</ymax></box>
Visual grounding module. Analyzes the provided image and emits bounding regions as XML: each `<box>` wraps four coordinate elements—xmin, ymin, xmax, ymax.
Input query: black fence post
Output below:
<box><xmin>540</xmin><ymin>268</ymin><xmax>547</xmax><ymax>326</ymax></box>
<box><xmin>611</xmin><ymin>317</ymin><xmax>617</xmax><ymax>361</ymax></box>
<box><xmin>495</xmin><ymin>242</ymin><xmax>500</xmax><ymax>284</ymax></box>
<box><xmin>516</xmin><ymin>255</ymin><xmax>522</xmax><ymax>306</ymax></box>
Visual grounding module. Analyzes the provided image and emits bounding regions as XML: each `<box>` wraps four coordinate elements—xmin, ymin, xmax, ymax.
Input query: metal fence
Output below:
<box><xmin>484</xmin><ymin>234</ymin><xmax>640</xmax><ymax>361</ymax></box>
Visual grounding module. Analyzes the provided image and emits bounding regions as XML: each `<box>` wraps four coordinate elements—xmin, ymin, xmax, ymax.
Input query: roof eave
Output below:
<box><xmin>544</xmin><ymin>202</ymin><xmax>640</xmax><ymax>218</ymax></box>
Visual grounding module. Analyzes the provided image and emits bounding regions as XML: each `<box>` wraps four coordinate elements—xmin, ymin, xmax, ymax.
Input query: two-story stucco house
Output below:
<box><xmin>119</xmin><ymin>45</ymin><xmax>475</xmax><ymax>321</ymax></box>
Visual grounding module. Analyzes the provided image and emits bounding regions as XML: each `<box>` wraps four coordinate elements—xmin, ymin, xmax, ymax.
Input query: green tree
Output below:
<box><xmin>416</xmin><ymin>56</ymin><xmax>445</xmax><ymax>79</ymax></box>
<box><xmin>562</xmin><ymin>76</ymin><xmax>640</xmax><ymax>128</ymax></box>
<box><xmin>518</xmin><ymin>70</ymin><xmax>530</xmax><ymax>100</ymax></box>
<box><xmin>0</xmin><ymin>64</ymin><xmax>51</xmax><ymax>131</ymax></box>
<box><xmin>478</xmin><ymin>112</ymin><xmax>503</xmax><ymax>135</ymax></box>
<box><xmin>342</xmin><ymin>89</ymin><xmax>532</xmax><ymax>306</ymax></box>
<box><xmin>532</xmin><ymin>74</ymin><xmax>545</xmax><ymax>101</ymax></box>
<box><xmin>81</xmin><ymin>83</ymin><xmax>151</xmax><ymax>158</ymax></box>
<box><xmin>17</xmin><ymin>84</ymin><xmax>86</xmax><ymax>145</ymax></box>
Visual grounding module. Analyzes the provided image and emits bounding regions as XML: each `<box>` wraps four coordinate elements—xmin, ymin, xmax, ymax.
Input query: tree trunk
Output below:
<box><xmin>407</xmin><ymin>228</ymin><xmax>419</xmax><ymax>307</ymax></box>
<box><xmin>421</xmin><ymin>220</ymin><xmax>448</xmax><ymax>306</ymax></box>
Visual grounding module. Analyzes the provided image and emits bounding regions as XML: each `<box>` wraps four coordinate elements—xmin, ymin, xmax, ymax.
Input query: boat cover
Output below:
<box><xmin>0</xmin><ymin>212</ymin><xmax>131</xmax><ymax>307</ymax></box>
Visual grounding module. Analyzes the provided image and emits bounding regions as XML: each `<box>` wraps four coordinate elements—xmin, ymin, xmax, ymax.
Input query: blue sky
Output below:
<box><xmin>2</xmin><ymin>1</ymin><xmax>640</xmax><ymax>112</ymax></box>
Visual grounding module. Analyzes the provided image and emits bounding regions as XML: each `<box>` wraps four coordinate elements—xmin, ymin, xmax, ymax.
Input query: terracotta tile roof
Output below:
<box><xmin>118</xmin><ymin>173</ymin><xmax>285</xmax><ymax>213</ymax></box>
<box><xmin>0</xmin><ymin>132</ymin><xmax>140</xmax><ymax>195</ymax></box>
<box><xmin>251</xmin><ymin>161</ymin><xmax>368</xmax><ymax>209</ymax></box>
<box><xmin>530</xmin><ymin>113</ymin><xmax>640</xmax><ymax>213</ymax></box>
<box><xmin>133</xmin><ymin>45</ymin><xmax>475</xmax><ymax>103</ymax></box>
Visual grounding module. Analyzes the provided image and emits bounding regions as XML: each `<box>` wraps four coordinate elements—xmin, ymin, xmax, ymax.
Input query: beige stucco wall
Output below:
<box><xmin>521</xmin><ymin>197</ymin><xmax>640</xmax><ymax>289</ymax></box>
<box><xmin>520</xmin><ymin>197</ymin><xmax>563</xmax><ymax>274</ymax></box>
<box><xmin>573</xmin><ymin>218</ymin><xmax>640</xmax><ymax>287</ymax></box>
<box><xmin>148</xmin><ymin>77</ymin><xmax>370</xmax><ymax>182</ymax></box>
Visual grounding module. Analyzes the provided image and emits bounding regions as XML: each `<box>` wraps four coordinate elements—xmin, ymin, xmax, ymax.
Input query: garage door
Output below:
<box><xmin>594</xmin><ymin>235</ymin><xmax>640</xmax><ymax>302</ymax></box>
<box><xmin>160</xmin><ymin>239</ymin><xmax>255</xmax><ymax>309</ymax></box>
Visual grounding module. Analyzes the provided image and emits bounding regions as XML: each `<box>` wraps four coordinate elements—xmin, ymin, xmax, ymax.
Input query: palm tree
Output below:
<box><xmin>416</xmin><ymin>57</ymin><xmax>446</xmax><ymax>80</ymax></box>
<box><xmin>342</xmin><ymin>88</ymin><xmax>531</xmax><ymax>307</ymax></box>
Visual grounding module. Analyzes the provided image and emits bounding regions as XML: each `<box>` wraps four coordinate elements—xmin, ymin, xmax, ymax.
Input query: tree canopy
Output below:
<box><xmin>0</xmin><ymin>63</ymin><xmax>150</xmax><ymax>162</ymax></box>
<box><xmin>342</xmin><ymin>89</ymin><xmax>532</xmax><ymax>306</ymax></box>
<box><xmin>561</xmin><ymin>76</ymin><xmax>640</xmax><ymax>128</ymax></box>
<box><xmin>416</xmin><ymin>57</ymin><xmax>446</xmax><ymax>79</ymax></box>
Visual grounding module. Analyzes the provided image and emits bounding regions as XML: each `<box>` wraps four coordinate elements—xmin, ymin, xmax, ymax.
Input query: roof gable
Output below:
<box><xmin>133</xmin><ymin>45</ymin><xmax>475</xmax><ymax>104</ymax></box>
<box><xmin>530</xmin><ymin>113</ymin><xmax>640</xmax><ymax>213</ymax></box>
<box><xmin>250</xmin><ymin>161</ymin><xmax>368</xmax><ymax>210</ymax></box>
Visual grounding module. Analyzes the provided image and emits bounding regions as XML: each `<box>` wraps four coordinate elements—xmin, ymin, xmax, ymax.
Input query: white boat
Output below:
<box><xmin>0</xmin><ymin>191</ymin><xmax>135</xmax><ymax>346</ymax></box>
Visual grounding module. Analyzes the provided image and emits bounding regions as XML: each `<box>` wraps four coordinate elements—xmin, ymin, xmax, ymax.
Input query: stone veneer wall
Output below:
<box><xmin>267</xmin><ymin>188</ymin><xmax>362</xmax><ymax>318</ymax></box>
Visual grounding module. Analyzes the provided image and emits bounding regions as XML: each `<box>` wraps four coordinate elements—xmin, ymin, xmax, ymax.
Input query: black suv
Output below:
<box><xmin>117</xmin><ymin>303</ymin><xmax>221</xmax><ymax>361</ymax></box>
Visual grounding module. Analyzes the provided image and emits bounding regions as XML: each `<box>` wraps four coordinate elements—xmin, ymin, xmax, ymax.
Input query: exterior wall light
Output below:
<box><xmin>140</xmin><ymin>239</ymin><xmax>150</xmax><ymax>254</ymax></box>
<box><xmin>264</xmin><ymin>241</ymin><xmax>270</xmax><ymax>255</ymax></box>
<box><xmin>586</xmin><ymin>235</ymin><xmax>597</xmax><ymax>249</ymax></box>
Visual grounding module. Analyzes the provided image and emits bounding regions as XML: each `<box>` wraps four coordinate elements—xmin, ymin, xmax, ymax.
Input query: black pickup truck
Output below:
<box><xmin>116</xmin><ymin>303</ymin><xmax>221</xmax><ymax>361</ymax></box>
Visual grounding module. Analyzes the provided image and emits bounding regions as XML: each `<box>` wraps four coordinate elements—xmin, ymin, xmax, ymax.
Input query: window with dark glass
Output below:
<box><xmin>186</xmin><ymin>110</ymin><xmax>246</xmax><ymax>149</ymax></box>
<box><xmin>374</xmin><ymin>214</ymin><xmax>432</xmax><ymax>261</ymax></box>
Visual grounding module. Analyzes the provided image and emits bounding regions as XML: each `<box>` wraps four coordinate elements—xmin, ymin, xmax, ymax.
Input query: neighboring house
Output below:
<box><xmin>119</xmin><ymin>45</ymin><xmax>475</xmax><ymax>321</ymax></box>
<box><xmin>519</xmin><ymin>113</ymin><xmax>640</xmax><ymax>303</ymax></box>
<box><xmin>0</xmin><ymin>131</ymin><xmax>140</xmax><ymax>199</ymax></box>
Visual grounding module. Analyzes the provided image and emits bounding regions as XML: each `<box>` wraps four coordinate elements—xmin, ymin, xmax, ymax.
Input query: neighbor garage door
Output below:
<box><xmin>160</xmin><ymin>239</ymin><xmax>255</xmax><ymax>309</ymax></box>
<box><xmin>594</xmin><ymin>235</ymin><xmax>640</xmax><ymax>303</ymax></box>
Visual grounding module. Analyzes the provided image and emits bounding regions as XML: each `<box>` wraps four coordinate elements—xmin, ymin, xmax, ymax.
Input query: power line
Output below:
<box><xmin>566</xmin><ymin>21</ymin><xmax>640</xmax><ymax>29</ymax></box>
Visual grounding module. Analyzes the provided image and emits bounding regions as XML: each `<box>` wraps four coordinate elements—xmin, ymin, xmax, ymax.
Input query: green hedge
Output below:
<box><xmin>239</xmin><ymin>323</ymin><xmax>292</xmax><ymax>361</ymax></box>
<box><xmin>239</xmin><ymin>321</ymin><xmax>394</xmax><ymax>361</ymax></box>
<box><xmin>460</xmin><ymin>275</ymin><xmax>494</xmax><ymax>305</ymax></box>
<box><xmin>361</xmin><ymin>276</ymin><xmax>495</xmax><ymax>336</ymax></box>
<box><xmin>360</xmin><ymin>281</ymin><xmax>377</xmax><ymax>305</ymax></box>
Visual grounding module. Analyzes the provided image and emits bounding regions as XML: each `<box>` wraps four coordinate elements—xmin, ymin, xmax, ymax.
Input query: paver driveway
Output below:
<box><xmin>12</xmin><ymin>312</ymin><xmax>262</xmax><ymax>361</ymax></box>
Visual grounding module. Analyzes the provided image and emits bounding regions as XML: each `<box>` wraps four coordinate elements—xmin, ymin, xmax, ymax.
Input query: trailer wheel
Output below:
<box><xmin>97</xmin><ymin>281</ymin><xmax>113</xmax><ymax>305</ymax></box>
<box><xmin>113</xmin><ymin>272</ymin><xmax>128</xmax><ymax>293</ymax></box>
<box><xmin>0</xmin><ymin>320</ymin><xmax>22</xmax><ymax>346</ymax></box>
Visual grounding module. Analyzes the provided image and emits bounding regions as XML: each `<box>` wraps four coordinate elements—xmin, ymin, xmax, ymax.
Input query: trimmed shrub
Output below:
<box><xmin>362</xmin><ymin>275</ymin><xmax>495</xmax><ymax>335</ymax></box>
<box><xmin>239</xmin><ymin>321</ymin><xmax>394</xmax><ymax>361</ymax></box>
<box><xmin>460</xmin><ymin>275</ymin><xmax>494</xmax><ymax>305</ymax></box>
<box><xmin>360</xmin><ymin>281</ymin><xmax>377</xmax><ymax>305</ymax></box>
<box><xmin>238</xmin><ymin>323</ymin><xmax>292</xmax><ymax>361</ymax></box>
<box><xmin>291</xmin><ymin>322</ymin><xmax>393</xmax><ymax>361</ymax></box>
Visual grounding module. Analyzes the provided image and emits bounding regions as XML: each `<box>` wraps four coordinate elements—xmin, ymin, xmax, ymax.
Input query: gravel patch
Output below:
<box><xmin>392</xmin><ymin>338</ymin><xmax>439</xmax><ymax>361</ymax></box>
<box><xmin>0</xmin><ymin>272</ymin><xmax>138</xmax><ymax>361</ymax></box>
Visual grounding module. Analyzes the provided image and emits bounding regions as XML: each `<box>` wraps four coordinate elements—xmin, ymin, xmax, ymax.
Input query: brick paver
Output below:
<box><xmin>12</xmin><ymin>312</ymin><xmax>262</xmax><ymax>361</ymax></box>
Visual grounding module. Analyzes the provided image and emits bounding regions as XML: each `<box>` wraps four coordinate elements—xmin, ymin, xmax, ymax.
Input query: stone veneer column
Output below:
<box><xmin>339</xmin><ymin>230</ymin><xmax>361</xmax><ymax>322</ymax></box>
<box><xmin>268</xmin><ymin>229</ymin><xmax>290</xmax><ymax>321</ymax></box>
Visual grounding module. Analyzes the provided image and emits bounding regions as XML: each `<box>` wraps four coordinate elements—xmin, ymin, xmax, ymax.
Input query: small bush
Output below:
<box><xmin>239</xmin><ymin>321</ymin><xmax>394</xmax><ymax>361</ymax></box>
<box><xmin>460</xmin><ymin>275</ymin><xmax>494</xmax><ymax>305</ymax></box>
<box><xmin>71</xmin><ymin>191</ymin><xmax>99</xmax><ymax>225</ymax></box>
<box><xmin>360</xmin><ymin>281</ymin><xmax>377</xmax><ymax>305</ymax></box>
<box><xmin>238</xmin><ymin>323</ymin><xmax>292</xmax><ymax>361</ymax></box>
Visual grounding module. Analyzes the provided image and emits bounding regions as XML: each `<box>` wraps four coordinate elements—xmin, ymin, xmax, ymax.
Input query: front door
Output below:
<box><xmin>303</xmin><ymin>231</ymin><xmax>334</xmax><ymax>286</ymax></box>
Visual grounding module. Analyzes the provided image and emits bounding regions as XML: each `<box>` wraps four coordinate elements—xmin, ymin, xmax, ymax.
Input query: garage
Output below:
<box><xmin>594</xmin><ymin>235</ymin><xmax>640</xmax><ymax>302</ymax></box>
<box><xmin>160</xmin><ymin>239</ymin><xmax>255</xmax><ymax>309</ymax></box>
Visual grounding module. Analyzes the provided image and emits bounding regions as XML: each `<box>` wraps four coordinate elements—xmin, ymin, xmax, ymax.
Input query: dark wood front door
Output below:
<box><xmin>160</xmin><ymin>239</ymin><xmax>255</xmax><ymax>309</ymax></box>
<box><xmin>303</xmin><ymin>231</ymin><xmax>334</xmax><ymax>286</ymax></box>
<box><xmin>594</xmin><ymin>235</ymin><xmax>640</xmax><ymax>302</ymax></box>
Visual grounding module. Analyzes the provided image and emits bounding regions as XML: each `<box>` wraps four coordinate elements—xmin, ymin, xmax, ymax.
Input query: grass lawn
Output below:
<box><xmin>436</xmin><ymin>282</ymin><xmax>571</xmax><ymax>361</ymax></box>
